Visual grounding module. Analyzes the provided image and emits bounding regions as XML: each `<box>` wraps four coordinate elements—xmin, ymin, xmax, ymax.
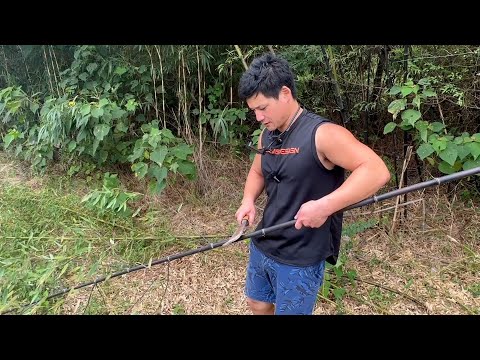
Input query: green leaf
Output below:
<box><xmin>400</xmin><ymin>86</ymin><xmax>414</xmax><ymax>97</ymax></box>
<box><xmin>321</xmin><ymin>280</ymin><xmax>331</xmax><ymax>297</ymax></box>
<box><xmin>93</xmin><ymin>124</ymin><xmax>110</xmax><ymax>141</ymax></box>
<box><xmin>160</xmin><ymin>128</ymin><xmax>175</xmax><ymax>139</ymax></box>
<box><xmin>457</xmin><ymin>144</ymin><xmax>471</xmax><ymax>161</ymax></box>
<box><xmin>401</xmin><ymin>109</ymin><xmax>421</xmax><ymax>126</ymax></box>
<box><xmin>171</xmin><ymin>143</ymin><xmax>193</xmax><ymax>160</ymax></box>
<box><xmin>430</xmin><ymin>122</ymin><xmax>445</xmax><ymax>133</ymax></box>
<box><xmin>3</xmin><ymin>133</ymin><xmax>14</xmax><ymax>148</ymax></box>
<box><xmin>67</xmin><ymin>140</ymin><xmax>77</xmax><ymax>153</ymax></box>
<box><xmin>148</xmin><ymin>179</ymin><xmax>167</xmax><ymax>194</ymax></box>
<box><xmin>383</xmin><ymin>122</ymin><xmax>396</xmax><ymax>134</ymax></box>
<box><xmin>126</xmin><ymin>99</ymin><xmax>137</xmax><ymax>112</ymax></box>
<box><xmin>332</xmin><ymin>287</ymin><xmax>346</xmax><ymax>301</ymax></box>
<box><xmin>91</xmin><ymin>107</ymin><xmax>104</xmax><ymax>119</ymax></box>
<box><xmin>98</xmin><ymin>98</ymin><xmax>109</xmax><ymax>108</ymax></box>
<box><xmin>132</xmin><ymin>162</ymin><xmax>148</xmax><ymax>179</ymax></box>
<box><xmin>92</xmin><ymin>139</ymin><xmax>99</xmax><ymax>155</ymax></box>
<box><xmin>99</xmin><ymin>150</ymin><xmax>108</xmax><ymax>164</ymax></box>
<box><xmin>463</xmin><ymin>158</ymin><xmax>480</xmax><ymax>171</ymax></box>
<box><xmin>80</xmin><ymin>104</ymin><xmax>91</xmax><ymax>116</ymax></box>
<box><xmin>86</xmin><ymin>63</ymin><xmax>98</xmax><ymax>74</ymax></box>
<box><xmin>439</xmin><ymin>143</ymin><xmax>458</xmax><ymax>166</ymax></box>
<box><xmin>77</xmin><ymin>129</ymin><xmax>87</xmax><ymax>142</ymax></box>
<box><xmin>418</xmin><ymin>78</ymin><xmax>430</xmax><ymax>86</ymax></box>
<box><xmin>79</xmin><ymin>72</ymin><xmax>88</xmax><ymax>81</ymax></box>
<box><xmin>150</xmin><ymin>146</ymin><xmax>168</xmax><ymax>166</ymax></box>
<box><xmin>115</xmin><ymin>121</ymin><xmax>128</xmax><ymax>133</ymax></box>
<box><xmin>115</xmin><ymin>66</ymin><xmax>127</xmax><ymax>75</ymax></box>
<box><xmin>398</xmin><ymin>120</ymin><xmax>413</xmax><ymax>130</ymax></box>
<box><xmin>412</xmin><ymin>95</ymin><xmax>421</xmax><ymax>109</ymax></box>
<box><xmin>30</xmin><ymin>102</ymin><xmax>39</xmax><ymax>114</ymax></box>
<box><xmin>150</xmin><ymin>127</ymin><xmax>160</xmax><ymax>137</ymax></box>
<box><xmin>111</xmin><ymin>107</ymin><xmax>126</xmax><ymax>120</ymax></box>
<box><xmin>387</xmin><ymin>99</ymin><xmax>407</xmax><ymax>119</ymax></box>
<box><xmin>417</xmin><ymin>143</ymin><xmax>435</xmax><ymax>160</ymax></box>
<box><xmin>431</xmin><ymin>138</ymin><xmax>447</xmax><ymax>153</ymax></box>
<box><xmin>415</xmin><ymin>121</ymin><xmax>429</xmax><ymax>143</ymax></box>
<box><xmin>169</xmin><ymin>162</ymin><xmax>179</xmax><ymax>173</ymax></box>
<box><xmin>466</xmin><ymin>142</ymin><xmax>480</xmax><ymax>160</ymax></box>
<box><xmin>438</xmin><ymin>161</ymin><xmax>455</xmax><ymax>174</ymax></box>
<box><xmin>128</xmin><ymin>145</ymin><xmax>144</xmax><ymax>162</ymax></box>
<box><xmin>423</xmin><ymin>89</ymin><xmax>437</xmax><ymax>97</ymax></box>
<box><xmin>177</xmin><ymin>161</ymin><xmax>196</xmax><ymax>179</ymax></box>
<box><xmin>388</xmin><ymin>86</ymin><xmax>401</xmax><ymax>96</ymax></box>
<box><xmin>149</xmin><ymin>164</ymin><xmax>168</xmax><ymax>183</ymax></box>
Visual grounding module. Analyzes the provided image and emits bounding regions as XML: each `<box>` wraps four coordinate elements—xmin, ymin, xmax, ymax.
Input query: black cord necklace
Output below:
<box><xmin>271</xmin><ymin>105</ymin><xmax>302</xmax><ymax>143</ymax></box>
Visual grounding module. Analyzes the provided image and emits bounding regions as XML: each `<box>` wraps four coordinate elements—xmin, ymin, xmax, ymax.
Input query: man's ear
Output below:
<box><xmin>280</xmin><ymin>85</ymin><xmax>292</xmax><ymax>101</ymax></box>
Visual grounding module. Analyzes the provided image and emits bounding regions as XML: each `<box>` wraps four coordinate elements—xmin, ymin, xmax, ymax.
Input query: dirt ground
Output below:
<box><xmin>2</xmin><ymin>152</ymin><xmax>479</xmax><ymax>315</ymax></box>
<box><xmin>62</xmin><ymin>191</ymin><xmax>480</xmax><ymax>315</ymax></box>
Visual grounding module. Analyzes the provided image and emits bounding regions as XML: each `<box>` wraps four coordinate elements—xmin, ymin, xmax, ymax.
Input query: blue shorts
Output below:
<box><xmin>245</xmin><ymin>241</ymin><xmax>326</xmax><ymax>315</ymax></box>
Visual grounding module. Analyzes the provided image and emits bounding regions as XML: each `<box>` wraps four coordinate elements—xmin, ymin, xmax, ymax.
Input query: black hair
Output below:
<box><xmin>238</xmin><ymin>53</ymin><xmax>297</xmax><ymax>101</ymax></box>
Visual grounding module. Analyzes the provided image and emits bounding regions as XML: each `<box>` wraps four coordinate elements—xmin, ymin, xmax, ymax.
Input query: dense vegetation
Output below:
<box><xmin>1</xmin><ymin>45</ymin><xmax>479</xmax><ymax>314</ymax></box>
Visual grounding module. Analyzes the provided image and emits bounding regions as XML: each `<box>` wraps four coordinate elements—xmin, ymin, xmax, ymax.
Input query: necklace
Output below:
<box><xmin>274</xmin><ymin>105</ymin><xmax>302</xmax><ymax>143</ymax></box>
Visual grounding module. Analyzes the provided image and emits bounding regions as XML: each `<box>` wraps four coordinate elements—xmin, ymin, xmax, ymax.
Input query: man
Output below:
<box><xmin>235</xmin><ymin>53</ymin><xmax>391</xmax><ymax>315</ymax></box>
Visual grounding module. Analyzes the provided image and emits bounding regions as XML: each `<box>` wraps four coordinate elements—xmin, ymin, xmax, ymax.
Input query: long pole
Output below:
<box><xmin>3</xmin><ymin>167</ymin><xmax>479</xmax><ymax>314</ymax></box>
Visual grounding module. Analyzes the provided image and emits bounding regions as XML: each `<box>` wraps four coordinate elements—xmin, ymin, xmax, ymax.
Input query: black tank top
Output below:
<box><xmin>252</xmin><ymin>109</ymin><xmax>345</xmax><ymax>266</ymax></box>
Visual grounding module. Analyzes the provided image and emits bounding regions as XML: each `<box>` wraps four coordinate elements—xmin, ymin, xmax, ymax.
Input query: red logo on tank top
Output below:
<box><xmin>266</xmin><ymin>147</ymin><xmax>300</xmax><ymax>155</ymax></box>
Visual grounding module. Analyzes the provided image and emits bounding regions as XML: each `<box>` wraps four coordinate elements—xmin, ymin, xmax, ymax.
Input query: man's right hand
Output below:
<box><xmin>235</xmin><ymin>201</ymin><xmax>256</xmax><ymax>226</ymax></box>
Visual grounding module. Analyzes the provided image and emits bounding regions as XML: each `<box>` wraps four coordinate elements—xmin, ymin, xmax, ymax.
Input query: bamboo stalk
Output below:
<box><xmin>195</xmin><ymin>46</ymin><xmax>205</xmax><ymax>176</ymax></box>
<box><xmin>181</xmin><ymin>50</ymin><xmax>192</xmax><ymax>143</ymax></box>
<box><xmin>321</xmin><ymin>45</ymin><xmax>348</xmax><ymax>125</ymax></box>
<box><xmin>50</xmin><ymin>45</ymin><xmax>63</xmax><ymax>84</ymax></box>
<box><xmin>48</xmin><ymin>45</ymin><xmax>61</xmax><ymax>97</ymax></box>
<box><xmin>17</xmin><ymin>45</ymin><xmax>32</xmax><ymax>87</ymax></box>
<box><xmin>154</xmin><ymin>45</ymin><xmax>166</xmax><ymax>129</ymax></box>
<box><xmin>145</xmin><ymin>46</ymin><xmax>160</xmax><ymax>121</ymax></box>
<box><xmin>176</xmin><ymin>62</ymin><xmax>182</xmax><ymax>135</ymax></box>
<box><xmin>390</xmin><ymin>145</ymin><xmax>413</xmax><ymax>233</ymax></box>
<box><xmin>230</xmin><ymin>65</ymin><xmax>233</xmax><ymax>106</ymax></box>
<box><xmin>42</xmin><ymin>45</ymin><xmax>55</xmax><ymax>94</ymax></box>
<box><xmin>234</xmin><ymin>45</ymin><xmax>248</xmax><ymax>70</ymax></box>
<box><xmin>1</xmin><ymin>45</ymin><xmax>11</xmax><ymax>84</ymax></box>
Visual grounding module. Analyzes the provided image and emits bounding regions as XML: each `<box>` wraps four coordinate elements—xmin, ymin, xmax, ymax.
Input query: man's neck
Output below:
<box><xmin>279</xmin><ymin>103</ymin><xmax>302</xmax><ymax>133</ymax></box>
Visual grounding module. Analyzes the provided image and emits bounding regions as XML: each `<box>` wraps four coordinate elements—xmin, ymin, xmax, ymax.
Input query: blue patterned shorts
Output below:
<box><xmin>245</xmin><ymin>241</ymin><xmax>326</xmax><ymax>315</ymax></box>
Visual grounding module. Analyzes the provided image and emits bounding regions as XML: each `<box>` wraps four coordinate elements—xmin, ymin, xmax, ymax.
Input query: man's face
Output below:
<box><xmin>246</xmin><ymin>89</ymin><xmax>290</xmax><ymax>132</ymax></box>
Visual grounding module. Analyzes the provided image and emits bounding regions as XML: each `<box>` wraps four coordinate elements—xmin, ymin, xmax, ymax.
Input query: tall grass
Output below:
<box><xmin>0</xmin><ymin>181</ymin><xmax>176</xmax><ymax>314</ymax></box>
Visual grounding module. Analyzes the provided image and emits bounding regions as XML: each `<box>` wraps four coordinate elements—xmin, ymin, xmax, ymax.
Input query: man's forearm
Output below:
<box><xmin>320</xmin><ymin>160</ymin><xmax>390</xmax><ymax>215</ymax></box>
<box><xmin>242</xmin><ymin>169</ymin><xmax>265</xmax><ymax>205</ymax></box>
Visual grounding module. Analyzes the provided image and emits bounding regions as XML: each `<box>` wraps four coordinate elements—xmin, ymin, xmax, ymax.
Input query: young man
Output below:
<box><xmin>235</xmin><ymin>53</ymin><xmax>391</xmax><ymax>315</ymax></box>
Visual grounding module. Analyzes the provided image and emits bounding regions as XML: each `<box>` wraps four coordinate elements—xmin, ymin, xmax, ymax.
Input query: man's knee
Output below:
<box><xmin>246</xmin><ymin>297</ymin><xmax>274</xmax><ymax>315</ymax></box>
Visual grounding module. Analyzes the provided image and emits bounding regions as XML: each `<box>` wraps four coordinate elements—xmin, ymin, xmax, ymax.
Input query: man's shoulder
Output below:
<box><xmin>303</xmin><ymin>110</ymin><xmax>332</xmax><ymax>126</ymax></box>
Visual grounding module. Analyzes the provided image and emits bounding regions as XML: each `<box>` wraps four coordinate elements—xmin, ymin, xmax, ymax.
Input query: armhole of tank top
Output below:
<box><xmin>259</xmin><ymin>127</ymin><xmax>267</xmax><ymax>148</ymax></box>
<box><xmin>311</xmin><ymin>121</ymin><xmax>332</xmax><ymax>172</ymax></box>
